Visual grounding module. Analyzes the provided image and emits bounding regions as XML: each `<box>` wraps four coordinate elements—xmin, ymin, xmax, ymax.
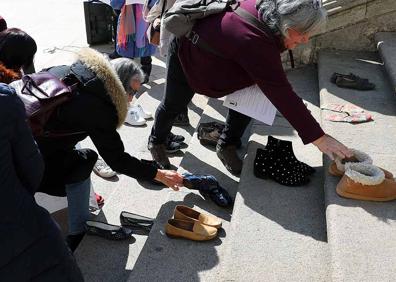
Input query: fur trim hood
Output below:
<box><xmin>345</xmin><ymin>163</ymin><xmax>385</xmax><ymax>186</ymax></box>
<box><xmin>335</xmin><ymin>148</ymin><xmax>372</xmax><ymax>172</ymax></box>
<box><xmin>75</xmin><ymin>48</ymin><xmax>127</xmax><ymax>128</ymax></box>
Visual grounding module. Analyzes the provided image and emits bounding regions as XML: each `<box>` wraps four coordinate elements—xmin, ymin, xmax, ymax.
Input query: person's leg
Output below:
<box><xmin>173</xmin><ymin>107</ymin><xmax>190</xmax><ymax>126</ymax></box>
<box><xmin>149</xmin><ymin>39</ymin><xmax>194</xmax><ymax>145</ymax></box>
<box><xmin>109</xmin><ymin>9</ymin><xmax>121</xmax><ymax>59</ymax></box>
<box><xmin>216</xmin><ymin>109</ymin><xmax>252</xmax><ymax>175</ymax></box>
<box><xmin>65</xmin><ymin>177</ymin><xmax>91</xmax><ymax>251</ymax></box>
<box><xmin>218</xmin><ymin>109</ymin><xmax>252</xmax><ymax>147</ymax></box>
<box><xmin>140</xmin><ymin>56</ymin><xmax>152</xmax><ymax>83</ymax></box>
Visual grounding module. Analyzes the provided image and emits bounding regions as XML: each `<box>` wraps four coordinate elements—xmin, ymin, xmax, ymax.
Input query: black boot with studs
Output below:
<box><xmin>253</xmin><ymin>136</ymin><xmax>314</xmax><ymax>186</ymax></box>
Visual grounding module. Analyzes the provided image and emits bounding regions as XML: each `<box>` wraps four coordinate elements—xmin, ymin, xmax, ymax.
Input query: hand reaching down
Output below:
<box><xmin>313</xmin><ymin>134</ymin><xmax>353</xmax><ymax>160</ymax></box>
<box><xmin>154</xmin><ymin>169</ymin><xmax>184</xmax><ymax>191</ymax></box>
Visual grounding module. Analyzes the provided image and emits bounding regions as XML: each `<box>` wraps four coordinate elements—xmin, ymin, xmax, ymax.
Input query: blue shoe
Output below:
<box><xmin>183</xmin><ymin>173</ymin><xmax>233</xmax><ymax>207</ymax></box>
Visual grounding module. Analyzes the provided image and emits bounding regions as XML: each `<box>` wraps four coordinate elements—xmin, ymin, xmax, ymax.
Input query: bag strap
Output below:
<box><xmin>233</xmin><ymin>6</ymin><xmax>275</xmax><ymax>41</ymax></box>
<box><xmin>160</xmin><ymin>0</ymin><xmax>168</xmax><ymax>17</ymax></box>
<box><xmin>186</xmin><ymin>31</ymin><xmax>226</xmax><ymax>58</ymax></box>
<box><xmin>44</xmin><ymin>72</ymin><xmax>86</xmax><ymax>138</ymax></box>
<box><xmin>187</xmin><ymin>6</ymin><xmax>275</xmax><ymax>59</ymax></box>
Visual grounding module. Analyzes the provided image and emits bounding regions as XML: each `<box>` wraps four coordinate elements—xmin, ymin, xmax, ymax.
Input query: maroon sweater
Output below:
<box><xmin>178</xmin><ymin>0</ymin><xmax>325</xmax><ymax>144</ymax></box>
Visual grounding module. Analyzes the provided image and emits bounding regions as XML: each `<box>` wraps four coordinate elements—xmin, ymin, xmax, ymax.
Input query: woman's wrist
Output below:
<box><xmin>154</xmin><ymin>169</ymin><xmax>162</xmax><ymax>182</ymax></box>
<box><xmin>312</xmin><ymin>134</ymin><xmax>326</xmax><ymax>147</ymax></box>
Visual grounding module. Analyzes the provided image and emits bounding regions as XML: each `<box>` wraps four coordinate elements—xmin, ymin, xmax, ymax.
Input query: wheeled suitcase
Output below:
<box><xmin>83</xmin><ymin>0</ymin><xmax>114</xmax><ymax>45</ymax></box>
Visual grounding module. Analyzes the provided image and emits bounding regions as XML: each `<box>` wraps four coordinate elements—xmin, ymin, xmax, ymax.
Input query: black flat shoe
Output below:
<box><xmin>330</xmin><ymin>72</ymin><xmax>375</xmax><ymax>90</ymax></box>
<box><xmin>120</xmin><ymin>211</ymin><xmax>154</xmax><ymax>232</ymax></box>
<box><xmin>85</xmin><ymin>221</ymin><xmax>133</xmax><ymax>240</ymax></box>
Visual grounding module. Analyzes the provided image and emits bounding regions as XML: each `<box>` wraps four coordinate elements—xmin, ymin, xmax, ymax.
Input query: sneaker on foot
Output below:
<box><xmin>148</xmin><ymin>143</ymin><xmax>171</xmax><ymax>169</ymax></box>
<box><xmin>173</xmin><ymin>112</ymin><xmax>190</xmax><ymax>126</ymax></box>
<box><xmin>216</xmin><ymin>144</ymin><xmax>243</xmax><ymax>175</ymax></box>
<box><xmin>94</xmin><ymin>158</ymin><xmax>116</xmax><ymax>178</ymax></box>
<box><xmin>166</xmin><ymin>141</ymin><xmax>182</xmax><ymax>153</ymax></box>
<box><xmin>167</xmin><ymin>132</ymin><xmax>185</xmax><ymax>143</ymax></box>
<box><xmin>125</xmin><ymin>107</ymin><xmax>146</xmax><ymax>126</ymax></box>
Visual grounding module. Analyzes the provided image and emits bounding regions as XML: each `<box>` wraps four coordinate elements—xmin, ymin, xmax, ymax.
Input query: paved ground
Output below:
<box><xmin>2</xmin><ymin>0</ymin><xmax>169</xmax><ymax>215</ymax></box>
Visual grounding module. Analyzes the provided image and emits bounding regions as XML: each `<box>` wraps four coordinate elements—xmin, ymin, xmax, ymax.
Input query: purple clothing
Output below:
<box><xmin>178</xmin><ymin>0</ymin><xmax>324</xmax><ymax>144</ymax></box>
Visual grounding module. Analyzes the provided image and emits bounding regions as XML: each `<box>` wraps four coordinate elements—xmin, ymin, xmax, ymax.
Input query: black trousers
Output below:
<box><xmin>149</xmin><ymin>39</ymin><xmax>251</xmax><ymax>146</ymax></box>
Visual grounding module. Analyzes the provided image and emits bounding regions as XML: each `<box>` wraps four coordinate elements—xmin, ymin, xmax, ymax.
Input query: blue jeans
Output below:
<box><xmin>65</xmin><ymin>178</ymin><xmax>91</xmax><ymax>235</ymax></box>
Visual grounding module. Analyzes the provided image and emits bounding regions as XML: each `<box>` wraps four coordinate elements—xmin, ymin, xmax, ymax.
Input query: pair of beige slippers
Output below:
<box><xmin>165</xmin><ymin>205</ymin><xmax>222</xmax><ymax>241</ymax></box>
<box><xmin>329</xmin><ymin>149</ymin><xmax>395</xmax><ymax>201</ymax></box>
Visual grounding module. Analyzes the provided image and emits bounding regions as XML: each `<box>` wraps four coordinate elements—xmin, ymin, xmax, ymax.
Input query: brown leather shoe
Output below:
<box><xmin>148</xmin><ymin>143</ymin><xmax>170</xmax><ymax>169</ymax></box>
<box><xmin>329</xmin><ymin>149</ymin><xmax>393</xmax><ymax>179</ymax></box>
<box><xmin>165</xmin><ymin>219</ymin><xmax>218</xmax><ymax>241</ymax></box>
<box><xmin>216</xmin><ymin>144</ymin><xmax>242</xmax><ymax>175</ymax></box>
<box><xmin>336</xmin><ymin>163</ymin><xmax>396</xmax><ymax>201</ymax></box>
<box><xmin>174</xmin><ymin>205</ymin><xmax>222</xmax><ymax>229</ymax></box>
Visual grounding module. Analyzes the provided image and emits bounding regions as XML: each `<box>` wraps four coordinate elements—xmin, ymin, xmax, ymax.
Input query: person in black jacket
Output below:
<box><xmin>0</xmin><ymin>83</ymin><xmax>83</xmax><ymax>281</ymax></box>
<box><xmin>36</xmin><ymin>48</ymin><xmax>183</xmax><ymax>249</ymax></box>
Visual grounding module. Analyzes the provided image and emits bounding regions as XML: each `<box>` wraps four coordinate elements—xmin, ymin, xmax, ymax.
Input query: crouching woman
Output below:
<box><xmin>34</xmin><ymin>48</ymin><xmax>183</xmax><ymax>249</ymax></box>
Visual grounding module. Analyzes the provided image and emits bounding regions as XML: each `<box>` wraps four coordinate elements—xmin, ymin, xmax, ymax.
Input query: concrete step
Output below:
<box><xmin>375</xmin><ymin>32</ymin><xmax>396</xmax><ymax>93</ymax></box>
<box><xmin>220</xmin><ymin>66</ymin><xmax>329</xmax><ymax>282</ymax></box>
<box><xmin>74</xmin><ymin>77</ymin><xmax>209</xmax><ymax>282</ymax></box>
<box><xmin>318</xmin><ymin>49</ymin><xmax>396</xmax><ymax>282</ymax></box>
<box><xmin>126</xmin><ymin>97</ymin><xmax>249</xmax><ymax>282</ymax></box>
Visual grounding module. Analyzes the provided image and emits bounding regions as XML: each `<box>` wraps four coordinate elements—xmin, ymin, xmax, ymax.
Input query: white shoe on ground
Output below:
<box><xmin>134</xmin><ymin>104</ymin><xmax>152</xmax><ymax>119</ymax></box>
<box><xmin>125</xmin><ymin>107</ymin><xmax>146</xmax><ymax>126</ymax></box>
<box><xmin>93</xmin><ymin>158</ymin><xmax>116</xmax><ymax>178</ymax></box>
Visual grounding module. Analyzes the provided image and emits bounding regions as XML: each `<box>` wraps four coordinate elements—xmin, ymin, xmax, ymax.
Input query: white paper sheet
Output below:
<box><xmin>223</xmin><ymin>85</ymin><xmax>277</xmax><ymax>125</ymax></box>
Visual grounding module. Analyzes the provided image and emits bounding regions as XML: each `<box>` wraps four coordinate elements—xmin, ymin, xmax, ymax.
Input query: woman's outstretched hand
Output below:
<box><xmin>154</xmin><ymin>169</ymin><xmax>184</xmax><ymax>191</ymax></box>
<box><xmin>312</xmin><ymin>134</ymin><xmax>353</xmax><ymax>160</ymax></box>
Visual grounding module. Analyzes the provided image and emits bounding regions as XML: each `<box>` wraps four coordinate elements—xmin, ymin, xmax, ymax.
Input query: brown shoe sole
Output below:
<box><xmin>165</xmin><ymin>232</ymin><xmax>217</xmax><ymax>241</ymax></box>
<box><xmin>336</xmin><ymin>186</ymin><xmax>396</xmax><ymax>202</ymax></box>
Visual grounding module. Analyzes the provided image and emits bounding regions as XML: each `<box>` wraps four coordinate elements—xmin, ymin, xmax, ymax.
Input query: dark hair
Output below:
<box><xmin>0</xmin><ymin>16</ymin><xmax>6</xmax><ymax>32</ymax></box>
<box><xmin>0</xmin><ymin>28</ymin><xmax>37</xmax><ymax>70</ymax></box>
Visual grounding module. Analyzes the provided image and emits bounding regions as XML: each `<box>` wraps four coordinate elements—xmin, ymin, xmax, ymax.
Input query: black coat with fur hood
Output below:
<box><xmin>37</xmin><ymin>48</ymin><xmax>157</xmax><ymax>196</ymax></box>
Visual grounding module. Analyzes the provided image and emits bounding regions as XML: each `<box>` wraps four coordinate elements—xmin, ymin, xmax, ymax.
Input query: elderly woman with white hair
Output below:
<box><xmin>148</xmin><ymin>0</ymin><xmax>353</xmax><ymax>175</ymax></box>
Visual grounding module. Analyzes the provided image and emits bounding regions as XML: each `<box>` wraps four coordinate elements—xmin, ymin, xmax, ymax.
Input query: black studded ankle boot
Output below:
<box><xmin>266</xmin><ymin>136</ymin><xmax>315</xmax><ymax>175</ymax></box>
<box><xmin>254</xmin><ymin>148</ymin><xmax>309</xmax><ymax>186</ymax></box>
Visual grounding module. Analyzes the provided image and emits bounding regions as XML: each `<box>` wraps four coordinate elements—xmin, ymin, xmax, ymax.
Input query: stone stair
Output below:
<box><xmin>220</xmin><ymin>66</ymin><xmax>330</xmax><ymax>281</ymax></box>
<box><xmin>75</xmin><ymin>34</ymin><xmax>396</xmax><ymax>282</ymax></box>
<box><xmin>318</xmin><ymin>49</ymin><xmax>396</xmax><ymax>282</ymax></box>
<box><xmin>125</xmin><ymin>97</ymin><xmax>247</xmax><ymax>282</ymax></box>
